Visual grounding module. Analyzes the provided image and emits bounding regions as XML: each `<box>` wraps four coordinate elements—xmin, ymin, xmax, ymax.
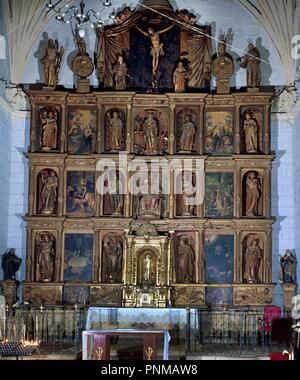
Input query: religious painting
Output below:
<box><xmin>205</xmin><ymin>234</ymin><xmax>234</xmax><ymax>284</ymax></box>
<box><xmin>206</xmin><ymin>287</ymin><xmax>233</xmax><ymax>306</ymax></box>
<box><xmin>24</xmin><ymin>285</ymin><xmax>62</xmax><ymax>305</ymax></box>
<box><xmin>242</xmin><ymin>171</ymin><xmax>263</xmax><ymax>217</ymax></box>
<box><xmin>101</xmin><ymin>232</ymin><xmax>124</xmax><ymax>284</ymax></box>
<box><xmin>36</xmin><ymin>169</ymin><xmax>58</xmax><ymax>215</ymax></box>
<box><xmin>134</xmin><ymin>109</ymin><xmax>169</xmax><ymax>155</ymax></box>
<box><xmin>241</xmin><ymin>108</ymin><xmax>263</xmax><ymax>154</ymax></box>
<box><xmin>104</xmin><ymin>109</ymin><xmax>126</xmax><ymax>152</ymax></box>
<box><xmin>175</xmin><ymin>171</ymin><xmax>197</xmax><ymax>217</ymax></box>
<box><xmin>67</xmin><ymin>109</ymin><xmax>97</xmax><ymax>154</ymax></box>
<box><xmin>204</xmin><ymin>111</ymin><xmax>234</xmax><ymax>155</ymax></box>
<box><xmin>102</xmin><ymin>170</ymin><xmax>125</xmax><ymax>217</ymax></box>
<box><xmin>174</xmin><ymin>232</ymin><xmax>196</xmax><ymax>284</ymax></box>
<box><xmin>64</xmin><ymin>234</ymin><xmax>93</xmax><ymax>282</ymax></box>
<box><xmin>63</xmin><ymin>286</ymin><xmax>90</xmax><ymax>306</ymax></box>
<box><xmin>38</xmin><ymin>106</ymin><xmax>59</xmax><ymax>151</ymax></box>
<box><xmin>176</xmin><ymin>109</ymin><xmax>199</xmax><ymax>154</ymax></box>
<box><xmin>241</xmin><ymin>234</ymin><xmax>264</xmax><ymax>284</ymax></box>
<box><xmin>66</xmin><ymin>171</ymin><xmax>95</xmax><ymax>217</ymax></box>
<box><xmin>205</xmin><ymin>172</ymin><xmax>234</xmax><ymax>218</ymax></box>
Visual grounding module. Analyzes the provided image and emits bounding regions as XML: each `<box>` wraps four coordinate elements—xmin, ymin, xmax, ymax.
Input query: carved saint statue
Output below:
<box><xmin>240</xmin><ymin>43</ymin><xmax>261</xmax><ymax>88</ymax></box>
<box><xmin>181</xmin><ymin>172</ymin><xmax>195</xmax><ymax>216</ymax></box>
<box><xmin>246</xmin><ymin>172</ymin><xmax>261</xmax><ymax>217</ymax></box>
<box><xmin>113</xmin><ymin>55</ymin><xmax>128</xmax><ymax>90</ymax></box>
<box><xmin>173</xmin><ymin>62</ymin><xmax>188</xmax><ymax>92</ymax></box>
<box><xmin>103</xmin><ymin>237</ymin><xmax>123</xmax><ymax>283</ymax></box>
<box><xmin>279</xmin><ymin>250</ymin><xmax>297</xmax><ymax>284</ymax></box>
<box><xmin>1</xmin><ymin>249</ymin><xmax>22</xmax><ymax>280</ymax></box>
<box><xmin>143</xmin><ymin>254</ymin><xmax>152</xmax><ymax>283</ymax></box>
<box><xmin>244</xmin><ymin>112</ymin><xmax>259</xmax><ymax>153</ymax></box>
<box><xmin>107</xmin><ymin>172</ymin><xmax>124</xmax><ymax>216</ymax></box>
<box><xmin>40</xmin><ymin>171</ymin><xmax>58</xmax><ymax>215</ymax></box>
<box><xmin>36</xmin><ymin>233</ymin><xmax>55</xmax><ymax>282</ymax></box>
<box><xmin>143</xmin><ymin>113</ymin><xmax>158</xmax><ymax>155</ymax></box>
<box><xmin>109</xmin><ymin>111</ymin><xmax>124</xmax><ymax>151</ymax></box>
<box><xmin>243</xmin><ymin>238</ymin><xmax>262</xmax><ymax>283</ymax></box>
<box><xmin>40</xmin><ymin>109</ymin><xmax>58</xmax><ymax>150</ymax></box>
<box><xmin>177</xmin><ymin>237</ymin><xmax>195</xmax><ymax>284</ymax></box>
<box><xmin>41</xmin><ymin>39</ymin><xmax>64</xmax><ymax>88</ymax></box>
<box><xmin>179</xmin><ymin>114</ymin><xmax>196</xmax><ymax>152</ymax></box>
<box><xmin>135</xmin><ymin>24</ymin><xmax>173</xmax><ymax>75</ymax></box>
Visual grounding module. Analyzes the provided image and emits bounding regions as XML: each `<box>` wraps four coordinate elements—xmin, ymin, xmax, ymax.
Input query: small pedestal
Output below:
<box><xmin>1</xmin><ymin>280</ymin><xmax>17</xmax><ymax>308</ymax></box>
<box><xmin>282</xmin><ymin>283</ymin><xmax>297</xmax><ymax>314</ymax></box>
<box><xmin>216</xmin><ymin>79</ymin><xmax>230</xmax><ymax>94</ymax></box>
<box><xmin>77</xmin><ymin>79</ymin><xmax>90</xmax><ymax>94</ymax></box>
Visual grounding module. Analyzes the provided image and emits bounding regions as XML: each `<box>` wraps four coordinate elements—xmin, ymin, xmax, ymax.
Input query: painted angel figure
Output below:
<box><xmin>135</xmin><ymin>24</ymin><xmax>174</xmax><ymax>75</ymax></box>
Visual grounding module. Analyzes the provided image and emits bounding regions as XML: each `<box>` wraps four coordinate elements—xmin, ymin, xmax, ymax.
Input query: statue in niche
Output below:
<box><xmin>279</xmin><ymin>250</ymin><xmax>297</xmax><ymax>284</ymax></box>
<box><xmin>239</xmin><ymin>43</ymin><xmax>261</xmax><ymax>88</ymax></box>
<box><xmin>243</xmin><ymin>237</ymin><xmax>263</xmax><ymax>283</ymax></box>
<box><xmin>40</xmin><ymin>170</ymin><xmax>58</xmax><ymax>215</ymax></box>
<box><xmin>39</xmin><ymin>108</ymin><xmax>58</xmax><ymax>150</ymax></box>
<box><xmin>179</xmin><ymin>114</ymin><xmax>196</xmax><ymax>153</ymax></box>
<box><xmin>103</xmin><ymin>237</ymin><xmax>123</xmax><ymax>283</ymax></box>
<box><xmin>113</xmin><ymin>55</ymin><xmax>128</xmax><ymax>90</ymax></box>
<box><xmin>108</xmin><ymin>111</ymin><xmax>124</xmax><ymax>152</ymax></box>
<box><xmin>143</xmin><ymin>113</ymin><xmax>159</xmax><ymax>155</ymax></box>
<box><xmin>181</xmin><ymin>172</ymin><xmax>196</xmax><ymax>216</ymax></box>
<box><xmin>107</xmin><ymin>172</ymin><xmax>124</xmax><ymax>216</ymax></box>
<box><xmin>245</xmin><ymin>172</ymin><xmax>261</xmax><ymax>217</ymax></box>
<box><xmin>41</xmin><ymin>39</ymin><xmax>64</xmax><ymax>88</ymax></box>
<box><xmin>135</xmin><ymin>178</ymin><xmax>162</xmax><ymax>219</ymax></box>
<box><xmin>36</xmin><ymin>232</ymin><xmax>55</xmax><ymax>282</ymax></box>
<box><xmin>143</xmin><ymin>254</ymin><xmax>152</xmax><ymax>283</ymax></box>
<box><xmin>177</xmin><ymin>237</ymin><xmax>195</xmax><ymax>284</ymax></box>
<box><xmin>243</xmin><ymin>112</ymin><xmax>259</xmax><ymax>153</ymax></box>
<box><xmin>135</xmin><ymin>24</ymin><xmax>174</xmax><ymax>87</ymax></box>
<box><xmin>173</xmin><ymin>62</ymin><xmax>188</xmax><ymax>93</ymax></box>
<box><xmin>1</xmin><ymin>249</ymin><xmax>22</xmax><ymax>281</ymax></box>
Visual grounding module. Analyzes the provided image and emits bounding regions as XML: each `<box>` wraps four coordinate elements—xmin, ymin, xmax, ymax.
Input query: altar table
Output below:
<box><xmin>82</xmin><ymin>329</ymin><xmax>170</xmax><ymax>360</ymax></box>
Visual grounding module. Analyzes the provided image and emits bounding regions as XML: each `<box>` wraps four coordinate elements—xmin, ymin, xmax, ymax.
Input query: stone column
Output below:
<box><xmin>198</xmin><ymin>230</ymin><xmax>205</xmax><ymax>283</ymax></box>
<box><xmin>55</xmin><ymin>230</ymin><xmax>63</xmax><ymax>282</ymax></box>
<box><xmin>235</xmin><ymin>105</ymin><xmax>241</xmax><ymax>154</ymax></box>
<box><xmin>58</xmin><ymin>167</ymin><xmax>64</xmax><ymax>217</ymax></box>
<box><xmin>235</xmin><ymin>230</ymin><xmax>241</xmax><ymax>283</ymax></box>
<box><xmin>25</xmin><ymin>228</ymin><xmax>33</xmax><ymax>282</ymax></box>
<box><xmin>97</xmin><ymin>105</ymin><xmax>103</xmax><ymax>153</ymax></box>
<box><xmin>264</xmin><ymin>104</ymin><xmax>271</xmax><ymax>155</ymax></box>
<box><xmin>28</xmin><ymin>165</ymin><xmax>35</xmax><ymax>216</ymax></box>
<box><xmin>93</xmin><ymin>231</ymin><xmax>100</xmax><ymax>283</ymax></box>
<box><xmin>30</xmin><ymin>102</ymin><xmax>37</xmax><ymax>153</ymax></box>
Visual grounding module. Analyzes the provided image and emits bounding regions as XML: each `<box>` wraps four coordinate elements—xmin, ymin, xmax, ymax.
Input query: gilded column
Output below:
<box><xmin>169</xmin><ymin>167</ymin><xmax>174</xmax><ymax>219</ymax></box>
<box><xmin>58</xmin><ymin>166</ymin><xmax>64</xmax><ymax>217</ymax></box>
<box><xmin>235</xmin><ymin>165</ymin><xmax>242</xmax><ymax>218</ymax></box>
<box><xmin>265</xmin><ymin>167</ymin><xmax>272</xmax><ymax>219</ymax></box>
<box><xmin>60</xmin><ymin>103</ymin><xmax>66</xmax><ymax>153</ymax></box>
<box><xmin>234</xmin><ymin>229</ymin><xmax>241</xmax><ymax>283</ymax></box>
<box><xmin>126</xmin><ymin>104</ymin><xmax>132</xmax><ymax>153</ymax></box>
<box><xmin>235</xmin><ymin>105</ymin><xmax>241</xmax><ymax>154</ymax></box>
<box><xmin>198</xmin><ymin>230</ymin><xmax>205</xmax><ymax>283</ymax></box>
<box><xmin>93</xmin><ymin>231</ymin><xmax>100</xmax><ymax>283</ymax></box>
<box><xmin>199</xmin><ymin>105</ymin><xmax>204</xmax><ymax>156</ymax></box>
<box><xmin>28</xmin><ymin>165</ymin><xmax>35</xmax><ymax>216</ymax></box>
<box><xmin>26</xmin><ymin>227</ymin><xmax>33</xmax><ymax>281</ymax></box>
<box><xmin>265</xmin><ymin>230</ymin><xmax>272</xmax><ymax>283</ymax></box>
<box><xmin>169</xmin><ymin>104</ymin><xmax>175</xmax><ymax>155</ymax></box>
<box><xmin>30</xmin><ymin>102</ymin><xmax>37</xmax><ymax>153</ymax></box>
<box><xmin>55</xmin><ymin>229</ymin><xmax>63</xmax><ymax>282</ymax></box>
<box><xmin>97</xmin><ymin>105</ymin><xmax>103</xmax><ymax>153</ymax></box>
<box><xmin>264</xmin><ymin>104</ymin><xmax>271</xmax><ymax>155</ymax></box>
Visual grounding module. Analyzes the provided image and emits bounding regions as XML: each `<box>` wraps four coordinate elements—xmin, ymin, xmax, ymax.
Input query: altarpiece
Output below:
<box><xmin>22</xmin><ymin>0</ymin><xmax>275</xmax><ymax>310</ymax></box>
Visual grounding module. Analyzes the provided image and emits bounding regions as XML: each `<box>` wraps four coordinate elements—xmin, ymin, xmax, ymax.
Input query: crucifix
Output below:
<box><xmin>135</xmin><ymin>24</ymin><xmax>174</xmax><ymax>89</ymax></box>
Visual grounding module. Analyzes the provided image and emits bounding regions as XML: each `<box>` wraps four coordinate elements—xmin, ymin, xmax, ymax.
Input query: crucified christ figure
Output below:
<box><xmin>135</xmin><ymin>24</ymin><xmax>174</xmax><ymax>75</ymax></box>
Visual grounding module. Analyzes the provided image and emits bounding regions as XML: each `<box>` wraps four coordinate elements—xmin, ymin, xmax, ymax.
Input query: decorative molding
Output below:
<box><xmin>0</xmin><ymin>94</ymin><xmax>29</xmax><ymax>119</ymax></box>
